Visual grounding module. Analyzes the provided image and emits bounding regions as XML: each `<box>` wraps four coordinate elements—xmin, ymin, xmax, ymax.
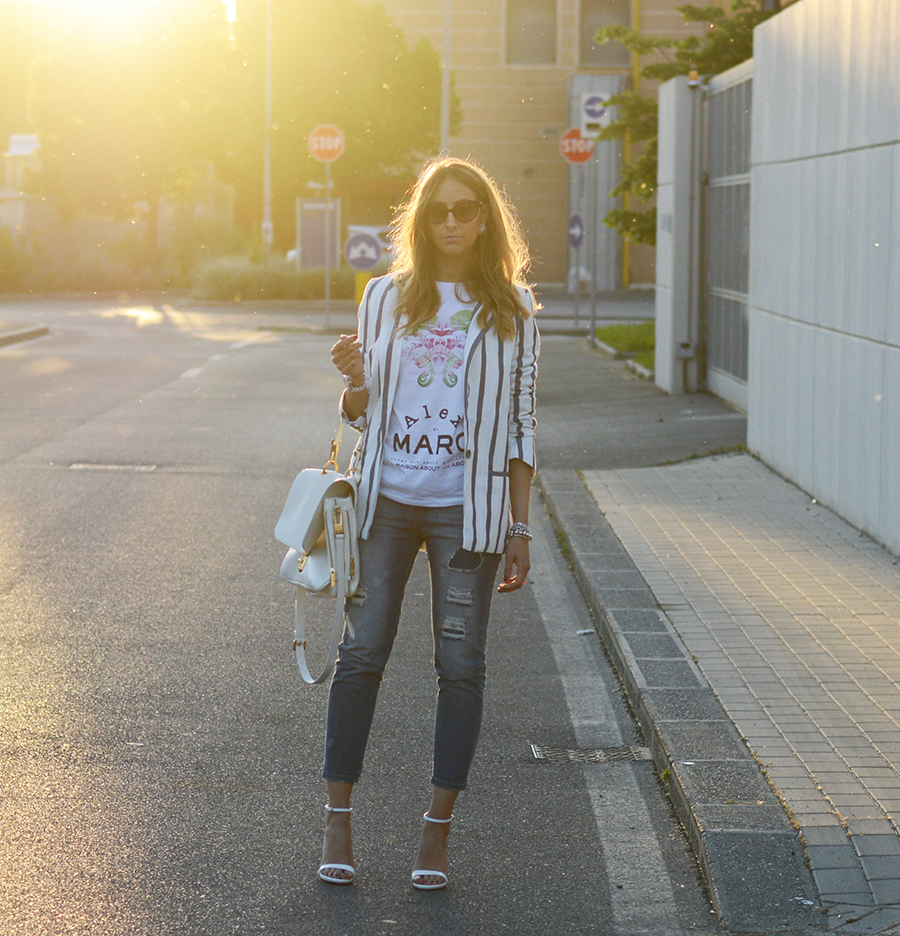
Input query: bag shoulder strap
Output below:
<box><xmin>292</xmin><ymin>496</ymin><xmax>351</xmax><ymax>685</ymax></box>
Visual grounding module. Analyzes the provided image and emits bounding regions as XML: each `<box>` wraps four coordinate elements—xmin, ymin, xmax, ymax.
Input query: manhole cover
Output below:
<box><xmin>530</xmin><ymin>744</ymin><xmax>652</xmax><ymax>764</ymax></box>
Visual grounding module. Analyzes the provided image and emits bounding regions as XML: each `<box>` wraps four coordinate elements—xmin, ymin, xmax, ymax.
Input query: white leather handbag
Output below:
<box><xmin>275</xmin><ymin>422</ymin><xmax>360</xmax><ymax>684</ymax></box>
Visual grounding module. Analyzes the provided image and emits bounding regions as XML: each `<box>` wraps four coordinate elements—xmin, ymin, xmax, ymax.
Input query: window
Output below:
<box><xmin>581</xmin><ymin>0</ymin><xmax>630</xmax><ymax>68</ymax></box>
<box><xmin>506</xmin><ymin>0</ymin><xmax>557</xmax><ymax>66</ymax></box>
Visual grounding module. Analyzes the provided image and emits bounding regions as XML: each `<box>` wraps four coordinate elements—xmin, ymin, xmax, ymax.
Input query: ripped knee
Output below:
<box><xmin>346</xmin><ymin>587</ymin><xmax>367</xmax><ymax>607</ymax></box>
<box><xmin>342</xmin><ymin>611</ymin><xmax>356</xmax><ymax>641</ymax></box>
<box><xmin>448</xmin><ymin>548</ymin><xmax>483</xmax><ymax>572</ymax></box>
<box><xmin>440</xmin><ymin>617</ymin><xmax>467</xmax><ymax>641</ymax></box>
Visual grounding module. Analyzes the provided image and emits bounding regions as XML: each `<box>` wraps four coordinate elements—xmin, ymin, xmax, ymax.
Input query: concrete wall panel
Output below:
<box><xmin>749</xmin><ymin>0</ymin><xmax>900</xmax><ymax>556</ymax></box>
<box><xmin>748</xmin><ymin>164</ymin><xmax>776</xmax><ymax>314</ymax></box>
<box><xmin>849</xmin><ymin>0</ymin><xmax>900</xmax><ymax>151</ymax></box>
<box><xmin>789</xmin><ymin>159</ymin><xmax>817</xmax><ymax>325</ymax></box>
<box><xmin>748</xmin><ymin>311</ymin><xmax>815</xmax><ymax>492</ymax></box>
<box><xmin>782</xmin><ymin>318</ymin><xmax>816</xmax><ymax>494</ymax></box>
<box><xmin>814</xmin><ymin>153</ymin><xmax>847</xmax><ymax>333</ymax></box>
<box><xmin>879</xmin><ymin>346</ymin><xmax>900</xmax><ymax>553</ymax></box>
<box><xmin>655</xmin><ymin>286</ymin><xmax>676</xmax><ymax>392</ymax></box>
<box><xmin>657</xmin><ymin>80</ymin><xmax>677</xmax><ymax>188</ymax></box>
<box><xmin>746</xmin><ymin>308</ymin><xmax>770</xmax><ymax>460</ymax></box>
<box><xmin>846</xmin><ymin>0</ymin><xmax>873</xmax><ymax>153</ymax></box>
<box><xmin>794</xmin><ymin>159</ymin><xmax>819</xmax><ymax>327</ymax></box>
<box><xmin>655</xmin><ymin>182</ymin><xmax>674</xmax><ymax>289</ymax></box>
<box><xmin>654</xmin><ymin>77</ymin><xmax>701</xmax><ymax>395</ymax></box>
<box><xmin>889</xmin><ymin>147</ymin><xmax>900</xmax><ymax>348</ymax></box>
<box><xmin>815</xmin><ymin>0</ymin><xmax>851</xmax><ymax>156</ymax></box>
<box><xmin>843</xmin><ymin>147</ymin><xmax>892</xmax><ymax>343</ymax></box>
<box><xmin>811</xmin><ymin>327</ymin><xmax>842</xmax><ymax>511</ymax></box>
<box><xmin>836</xmin><ymin>337</ymin><xmax>885</xmax><ymax>532</ymax></box>
<box><xmin>796</xmin><ymin>0</ymin><xmax>821</xmax><ymax>164</ymax></box>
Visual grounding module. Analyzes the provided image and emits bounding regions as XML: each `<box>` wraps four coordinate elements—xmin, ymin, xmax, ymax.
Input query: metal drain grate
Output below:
<box><xmin>531</xmin><ymin>744</ymin><xmax>652</xmax><ymax>764</ymax></box>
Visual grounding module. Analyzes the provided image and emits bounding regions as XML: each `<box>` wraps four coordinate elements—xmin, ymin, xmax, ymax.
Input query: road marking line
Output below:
<box><xmin>530</xmin><ymin>512</ymin><xmax>687</xmax><ymax>935</ymax></box>
<box><xmin>69</xmin><ymin>463</ymin><xmax>157</xmax><ymax>472</ymax></box>
<box><xmin>180</xmin><ymin>367</ymin><xmax>204</xmax><ymax>379</ymax></box>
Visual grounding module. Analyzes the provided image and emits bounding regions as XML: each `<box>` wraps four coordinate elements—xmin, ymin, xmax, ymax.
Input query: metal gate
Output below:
<box><xmin>703</xmin><ymin>60</ymin><xmax>753</xmax><ymax>410</ymax></box>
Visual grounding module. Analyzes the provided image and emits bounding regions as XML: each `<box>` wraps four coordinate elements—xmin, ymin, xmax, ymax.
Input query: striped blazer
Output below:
<box><xmin>345</xmin><ymin>274</ymin><xmax>540</xmax><ymax>555</ymax></box>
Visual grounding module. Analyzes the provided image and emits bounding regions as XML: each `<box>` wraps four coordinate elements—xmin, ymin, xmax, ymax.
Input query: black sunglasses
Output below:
<box><xmin>425</xmin><ymin>199</ymin><xmax>483</xmax><ymax>225</ymax></box>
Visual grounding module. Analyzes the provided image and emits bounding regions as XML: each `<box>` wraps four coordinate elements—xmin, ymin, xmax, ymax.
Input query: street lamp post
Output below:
<box><xmin>440</xmin><ymin>0</ymin><xmax>451</xmax><ymax>154</ymax></box>
<box><xmin>262</xmin><ymin>0</ymin><xmax>273</xmax><ymax>254</ymax></box>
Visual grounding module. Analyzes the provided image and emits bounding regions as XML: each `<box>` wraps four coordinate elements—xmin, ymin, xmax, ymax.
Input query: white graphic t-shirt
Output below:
<box><xmin>378</xmin><ymin>282</ymin><xmax>476</xmax><ymax>506</ymax></box>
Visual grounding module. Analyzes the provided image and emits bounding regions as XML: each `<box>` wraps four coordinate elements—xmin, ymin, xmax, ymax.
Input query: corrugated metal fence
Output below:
<box><xmin>703</xmin><ymin>61</ymin><xmax>753</xmax><ymax>410</ymax></box>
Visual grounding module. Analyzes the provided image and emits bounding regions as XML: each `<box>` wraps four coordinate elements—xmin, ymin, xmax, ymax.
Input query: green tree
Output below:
<box><xmin>28</xmin><ymin>0</ymin><xmax>231</xmax><ymax>263</ymax></box>
<box><xmin>595</xmin><ymin>0</ymin><xmax>780</xmax><ymax>246</ymax></box>
<box><xmin>221</xmin><ymin>0</ymin><xmax>455</xmax><ymax>250</ymax></box>
<box><xmin>21</xmin><ymin>0</ymin><xmax>451</xmax><ymax>271</ymax></box>
<box><xmin>0</xmin><ymin>0</ymin><xmax>47</xmax><ymax>147</ymax></box>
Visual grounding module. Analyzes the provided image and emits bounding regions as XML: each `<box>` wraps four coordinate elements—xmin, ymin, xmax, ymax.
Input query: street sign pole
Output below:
<box><xmin>295</xmin><ymin>198</ymin><xmax>301</xmax><ymax>273</ymax></box>
<box><xmin>560</xmin><ymin>129</ymin><xmax>595</xmax><ymax>337</ymax></box>
<box><xmin>324</xmin><ymin>160</ymin><xmax>332</xmax><ymax>327</ymax></box>
<box><xmin>567</xmin><ymin>212</ymin><xmax>585</xmax><ymax>330</ymax></box>
<box><xmin>262</xmin><ymin>0</ymin><xmax>273</xmax><ymax>258</ymax></box>
<box><xmin>575</xmin><ymin>97</ymin><xmax>612</xmax><ymax>349</ymax></box>
<box><xmin>574</xmin><ymin>231</ymin><xmax>581</xmax><ymax>328</ymax></box>
<box><xmin>590</xmin><ymin>149</ymin><xmax>598</xmax><ymax>349</ymax></box>
<box><xmin>308</xmin><ymin>124</ymin><xmax>345</xmax><ymax>328</ymax></box>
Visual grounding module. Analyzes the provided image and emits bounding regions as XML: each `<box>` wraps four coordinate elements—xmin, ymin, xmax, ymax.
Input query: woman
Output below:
<box><xmin>321</xmin><ymin>157</ymin><xmax>539</xmax><ymax>890</ymax></box>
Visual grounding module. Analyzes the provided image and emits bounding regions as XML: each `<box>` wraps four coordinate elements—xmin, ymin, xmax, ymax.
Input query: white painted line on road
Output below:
<box><xmin>180</xmin><ymin>367</ymin><xmax>204</xmax><ymax>379</ymax></box>
<box><xmin>69</xmin><ymin>463</ymin><xmax>157</xmax><ymax>472</ymax></box>
<box><xmin>676</xmin><ymin>412</ymin><xmax>745</xmax><ymax>421</ymax></box>
<box><xmin>529</xmin><ymin>512</ymin><xmax>687</xmax><ymax>936</ymax></box>
<box><xmin>229</xmin><ymin>340</ymin><xmax>251</xmax><ymax>350</ymax></box>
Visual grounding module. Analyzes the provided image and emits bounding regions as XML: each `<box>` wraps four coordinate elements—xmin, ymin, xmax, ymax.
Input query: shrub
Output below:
<box><xmin>0</xmin><ymin>227</ymin><xmax>28</xmax><ymax>292</ymax></box>
<box><xmin>191</xmin><ymin>255</ymin><xmax>355</xmax><ymax>301</ymax></box>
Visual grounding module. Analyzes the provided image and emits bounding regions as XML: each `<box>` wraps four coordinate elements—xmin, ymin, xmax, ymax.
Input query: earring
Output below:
<box><xmin>478</xmin><ymin>222</ymin><xmax>486</xmax><ymax>235</ymax></box>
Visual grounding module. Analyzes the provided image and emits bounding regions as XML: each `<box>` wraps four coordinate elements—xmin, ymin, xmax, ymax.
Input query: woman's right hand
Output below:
<box><xmin>331</xmin><ymin>334</ymin><xmax>365</xmax><ymax>388</ymax></box>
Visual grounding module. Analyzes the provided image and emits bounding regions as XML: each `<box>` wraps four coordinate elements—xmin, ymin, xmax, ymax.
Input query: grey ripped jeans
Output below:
<box><xmin>323</xmin><ymin>496</ymin><xmax>502</xmax><ymax>791</ymax></box>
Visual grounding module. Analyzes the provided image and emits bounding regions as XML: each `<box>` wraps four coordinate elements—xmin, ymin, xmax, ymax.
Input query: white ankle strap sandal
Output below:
<box><xmin>411</xmin><ymin>813</ymin><xmax>453</xmax><ymax>890</ymax></box>
<box><xmin>318</xmin><ymin>804</ymin><xmax>355</xmax><ymax>885</ymax></box>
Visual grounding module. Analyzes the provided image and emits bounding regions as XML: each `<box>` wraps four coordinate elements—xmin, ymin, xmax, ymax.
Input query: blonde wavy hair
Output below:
<box><xmin>389</xmin><ymin>158</ymin><xmax>532</xmax><ymax>341</ymax></box>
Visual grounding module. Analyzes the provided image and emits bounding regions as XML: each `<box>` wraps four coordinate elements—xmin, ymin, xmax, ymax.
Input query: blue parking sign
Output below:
<box><xmin>568</xmin><ymin>215</ymin><xmax>585</xmax><ymax>249</ymax></box>
<box><xmin>344</xmin><ymin>232</ymin><xmax>382</xmax><ymax>271</ymax></box>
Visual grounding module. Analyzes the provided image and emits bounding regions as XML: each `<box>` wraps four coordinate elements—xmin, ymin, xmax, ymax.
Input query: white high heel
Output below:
<box><xmin>411</xmin><ymin>813</ymin><xmax>453</xmax><ymax>890</ymax></box>
<box><xmin>318</xmin><ymin>805</ymin><xmax>356</xmax><ymax>885</ymax></box>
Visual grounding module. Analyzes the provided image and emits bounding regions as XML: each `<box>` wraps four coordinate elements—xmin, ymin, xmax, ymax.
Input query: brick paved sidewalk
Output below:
<box><xmin>581</xmin><ymin>454</ymin><xmax>900</xmax><ymax>935</ymax></box>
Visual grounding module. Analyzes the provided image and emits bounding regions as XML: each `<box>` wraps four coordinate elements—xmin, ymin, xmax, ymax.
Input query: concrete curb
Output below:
<box><xmin>537</xmin><ymin>468</ymin><xmax>824</xmax><ymax>934</ymax></box>
<box><xmin>625</xmin><ymin>358</ymin><xmax>655</xmax><ymax>381</ymax></box>
<box><xmin>0</xmin><ymin>326</ymin><xmax>49</xmax><ymax>348</ymax></box>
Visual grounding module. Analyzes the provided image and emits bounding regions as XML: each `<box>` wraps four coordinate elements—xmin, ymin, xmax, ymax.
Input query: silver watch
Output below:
<box><xmin>343</xmin><ymin>373</ymin><xmax>367</xmax><ymax>393</ymax></box>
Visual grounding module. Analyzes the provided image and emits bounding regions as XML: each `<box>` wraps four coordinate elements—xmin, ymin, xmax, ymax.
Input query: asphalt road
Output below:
<box><xmin>0</xmin><ymin>298</ymin><xmax>738</xmax><ymax>936</ymax></box>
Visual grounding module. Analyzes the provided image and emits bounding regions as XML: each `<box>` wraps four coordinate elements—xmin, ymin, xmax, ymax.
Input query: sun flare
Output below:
<box><xmin>47</xmin><ymin>0</ymin><xmax>148</xmax><ymax>22</ymax></box>
<box><xmin>36</xmin><ymin>0</ymin><xmax>235</xmax><ymax>26</ymax></box>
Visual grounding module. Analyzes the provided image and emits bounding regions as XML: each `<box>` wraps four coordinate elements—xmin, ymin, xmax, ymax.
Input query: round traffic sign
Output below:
<box><xmin>560</xmin><ymin>128</ymin><xmax>594</xmax><ymax>164</ymax></box>
<box><xmin>344</xmin><ymin>232</ymin><xmax>382</xmax><ymax>271</ymax></box>
<box><xmin>308</xmin><ymin>124</ymin><xmax>345</xmax><ymax>162</ymax></box>
<box><xmin>568</xmin><ymin>214</ymin><xmax>585</xmax><ymax>249</ymax></box>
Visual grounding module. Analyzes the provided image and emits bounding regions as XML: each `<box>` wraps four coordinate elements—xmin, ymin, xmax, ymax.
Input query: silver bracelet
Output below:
<box><xmin>343</xmin><ymin>373</ymin><xmax>368</xmax><ymax>394</ymax></box>
<box><xmin>507</xmin><ymin>522</ymin><xmax>533</xmax><ymax>541</ymax></box>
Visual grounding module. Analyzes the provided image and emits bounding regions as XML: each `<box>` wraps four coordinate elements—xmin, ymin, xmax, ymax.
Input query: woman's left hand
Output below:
<box><xmin>498</xmin><ymin>537</ymin><xmax>530</xmax><ymax>592</ymax></box>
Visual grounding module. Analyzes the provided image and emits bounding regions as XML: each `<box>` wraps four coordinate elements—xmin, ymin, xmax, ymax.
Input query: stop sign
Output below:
<box><xmin>308</xmin><ymin>124</ymin><xmax>345</xmax><ymax>162</ymax></box>
<box><xmin>560</xmin><ymin>128</ymin><xmax>595</xmax><ymax>164</ymax></box>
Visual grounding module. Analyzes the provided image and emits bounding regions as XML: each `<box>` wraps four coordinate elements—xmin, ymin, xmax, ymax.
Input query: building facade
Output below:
<box><xmin>376</xmin><ymin>0</ymin><xmax>720</xmax><ymax>286</ymax></box>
